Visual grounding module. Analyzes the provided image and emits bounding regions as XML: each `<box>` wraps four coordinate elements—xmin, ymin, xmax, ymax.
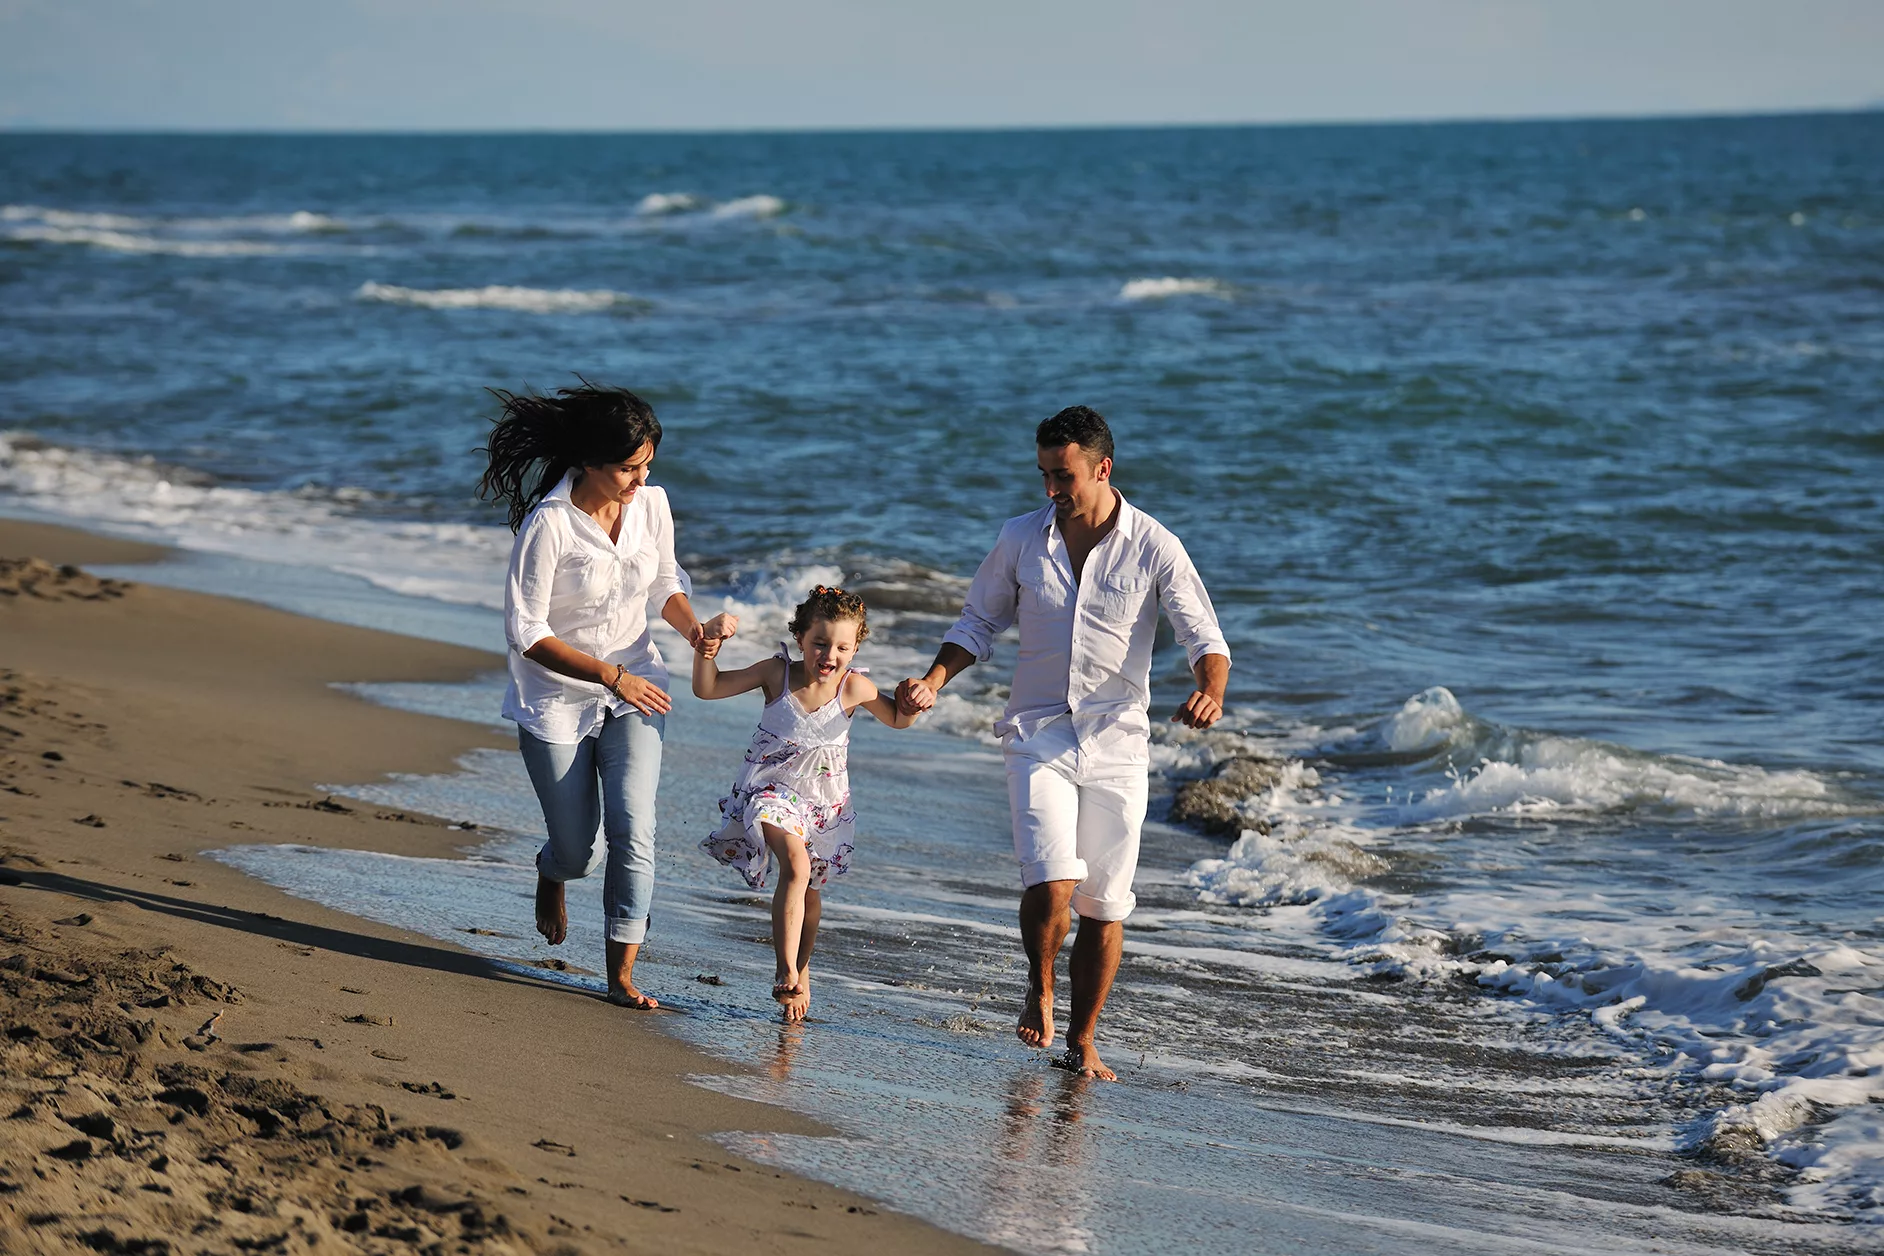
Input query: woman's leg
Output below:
<box><xmin>517</xmin><ymin>728</ymin><xmax>603</xmax><ymax>945</ymax></box>
<box><xmin>763</xmin><ymin>823</ymin><xmax>812</xmax><ymax>1012</ymax></box>
<box><xmin>596</xmin><ymin>709</ymin><xmax>664</xmax><ymax>1007</ymax></box>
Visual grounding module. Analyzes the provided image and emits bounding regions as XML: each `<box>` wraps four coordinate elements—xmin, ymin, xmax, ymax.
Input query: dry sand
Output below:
<box><xmin>0</xmin><ymin>521</ymin><xmax>994</xmax><ymax>1255</ymax></box>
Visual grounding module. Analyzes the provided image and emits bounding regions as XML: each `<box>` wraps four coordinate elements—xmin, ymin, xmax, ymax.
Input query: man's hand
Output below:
<box><xmin>1172</xmin><ymin>653</ymin><xmax>1230</xmax><ymax>730</ymax></box>
<box><xmin>1170</xmin><ymin>690</ymin><xmax>1223</xmax><ymax>730</ymax></box>
<box><xmin>896</xmin><ymin>676</ymin><xmax>939</xmax><ymax>718</ymax></box>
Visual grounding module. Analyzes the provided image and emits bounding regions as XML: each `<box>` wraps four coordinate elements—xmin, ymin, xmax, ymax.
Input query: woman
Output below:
<box><xmin>479</xmin><ymin>383</ymin><xmax>734</xmax><ymax>1009</ymax></box>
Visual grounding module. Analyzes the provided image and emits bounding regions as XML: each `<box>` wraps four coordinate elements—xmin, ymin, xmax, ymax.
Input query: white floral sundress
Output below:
<box><xmin>700</xmin><ymin>645</ymin><xmax>860</xmax><ymax>890</ymax></box>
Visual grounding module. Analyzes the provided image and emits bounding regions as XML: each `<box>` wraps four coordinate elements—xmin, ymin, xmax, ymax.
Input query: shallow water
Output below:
<box><xmin>5</xmin><ymin>117</ymin><xmax>1884</xmax><ymax>1235</ymax></box>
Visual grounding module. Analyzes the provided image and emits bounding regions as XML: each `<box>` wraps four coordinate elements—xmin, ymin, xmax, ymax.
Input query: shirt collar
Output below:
<box><xmin>1040</xmin><ymin>488</ymin><xmax>1136</xmax><ymax>539</ymax></box>
<box><xmin>545</xmin><ymin>467</ymin><xmax>579</xmax><ymax>508</ymax></box>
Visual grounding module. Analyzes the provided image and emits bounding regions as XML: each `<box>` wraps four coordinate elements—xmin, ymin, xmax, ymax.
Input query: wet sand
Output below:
<box><xmin>0</xmin><ymin>520</ymin><xmax>994</xmax><ymax>1255</ymax></box>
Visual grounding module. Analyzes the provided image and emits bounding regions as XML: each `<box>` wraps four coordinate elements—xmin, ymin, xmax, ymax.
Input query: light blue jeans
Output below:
<box><xmin>517</xmin><ymin>710</ymin><xmax>664</xmax><ymax>944</ymax></box>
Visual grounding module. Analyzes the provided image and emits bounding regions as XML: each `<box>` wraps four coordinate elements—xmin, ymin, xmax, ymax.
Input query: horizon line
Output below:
<box><xmin>3</xmin><ymin>102</ymin><xmax>1879</xmax><ymax>139</ymax></box>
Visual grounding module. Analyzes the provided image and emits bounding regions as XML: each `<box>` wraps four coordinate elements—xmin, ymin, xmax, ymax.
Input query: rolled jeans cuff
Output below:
<box><xmin>1020</xmin><ymin>857</ymin><xmax>1087</xmax><ymax>889</ymax></box>
<box><xmin>606</xmin><ymin>916</ymin><xmax>649</xmax><ymax>945</ymax></box>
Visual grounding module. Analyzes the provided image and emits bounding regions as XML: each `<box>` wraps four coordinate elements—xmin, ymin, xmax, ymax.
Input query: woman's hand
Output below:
<box><xmin>695</xmin><ymin>612</ymin><xmax>739</xmax><ymax>650</ymax></box>
<box><xmin>609</xmin><ymin>665</ymin><xmax>673</xmax><ymax>717</ymax></box>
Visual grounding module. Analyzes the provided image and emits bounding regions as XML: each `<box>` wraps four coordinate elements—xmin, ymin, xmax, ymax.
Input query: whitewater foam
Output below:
<box><xmin>635</xmin><ymin>192</ymin><xmax>700</xmax><ymax>216</ymax></box>
<box><xmin>0</xmin><ymin>432</ymin><xmax>514</xmax><ymax>610</ymax></box>
<box><xmin>5</xmin><ymin>225</ymin><xmax>286</xmax><ymax>257</ymax></box>
<box><xmin>1186</xmin><ymin>685</ymin><xmax>1884</xmax><ymax>1219</ymax></box>
<box><xmin>1119</xmin><ymin>277</ymin><xmax>1231</xmax><ymax>301</ymax></box>
<box><xmin>355</xmin><ymin>282</ymin><xmax>637</xmax><ymax>314</ymax></box>
<box><xmin>711</xmin><ymin>194</ymin><xmax>786</xmax><ymax>219</ymax></box>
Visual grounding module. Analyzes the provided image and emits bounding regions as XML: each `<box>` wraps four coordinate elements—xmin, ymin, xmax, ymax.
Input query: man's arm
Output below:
<box><xmin>1171</xmin><ymin>652</ymin><xmax>1229</xmax><ymax>729</ymax></box>
<box><xmin>897</xmin><ymin>521</ymin><xmax>1021</xmax><ymax>716</ymax></box>
<box><xmin>895</xmin><ymin>643</ymin><xmax>978</xmax><ymax>716</ymax></box>
<box><xmin>1158</xmin><ymin>534</ymin><xmax>1232</xmax><ymax>730</ymax></box>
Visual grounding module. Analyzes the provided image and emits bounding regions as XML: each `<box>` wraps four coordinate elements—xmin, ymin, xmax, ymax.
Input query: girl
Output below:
<box><xmin>693</xmin><ymin>585</ymin><xmax>918</xmax><ymax>1021</ymax></box>
<box><xmin>479</xmin><ymin>382</ymin><xmax>736</xmax><ymax>1010</ymax></box>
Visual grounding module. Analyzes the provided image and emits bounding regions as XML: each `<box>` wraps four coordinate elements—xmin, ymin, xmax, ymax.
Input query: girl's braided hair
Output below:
<box><xmin>788</xmin><ymin>584</ymin><xmax>869</xmax><ymax>644</ymax></box>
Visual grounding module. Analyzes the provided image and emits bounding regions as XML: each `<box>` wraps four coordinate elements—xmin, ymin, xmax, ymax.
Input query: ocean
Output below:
<box><xmin>3</xmin><ymin>116</ymin><xmax>1881</xmax><ymax>1251</ymax></box>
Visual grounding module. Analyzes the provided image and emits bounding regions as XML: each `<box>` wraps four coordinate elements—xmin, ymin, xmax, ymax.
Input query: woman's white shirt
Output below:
<box><xmin>502</xmin><ymin>471</ymin><xmax>691</xmax><ymax>744</ymax></box>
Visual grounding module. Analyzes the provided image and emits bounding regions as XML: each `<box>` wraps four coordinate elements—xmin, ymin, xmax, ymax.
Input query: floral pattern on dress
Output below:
<box><xmin>700</xmin><ymin>654</ymin><xmax>860</xmax><ymax>891</ymax></box>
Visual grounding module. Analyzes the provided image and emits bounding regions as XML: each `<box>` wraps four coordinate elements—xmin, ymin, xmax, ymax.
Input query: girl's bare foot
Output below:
<box><xmin>772</xmin><ymin>968</ymin><xmax>800</xmax><ymax>1004</ymax></box>
<box><xmin>782</xmin><ymin>971</ymin><xmax>811</xmax><ymax>1023</ymax></box>
<box><xmin>1017</xmin><ymin>982</ymin><xmax>1054</xmax><ymax>1049</ymax></box>
<box><xmin>1056</xmin><ymin>1040</ymin><xmax>1115</xmax><ymax>1081</ymax></box>
<box><xmin>535</xmin><ymin>876</ymin><xmax>567</xmax><ymax>945</ymax></box>
<box><xmin>606</xmin><ymin>984</ymin><xmax>659</xmax><ymax>1010</ymax></box>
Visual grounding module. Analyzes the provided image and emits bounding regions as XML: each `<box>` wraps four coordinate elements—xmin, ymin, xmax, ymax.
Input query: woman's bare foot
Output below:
<box><xmin>535</xmin><ymin>876</ymin><xmax>567</xmax><ymax>945</ymax></box>
<box><xmin>782</xmin><ymin>970</ymin><xmax>811</xmax><ymax>1023</ymax></box>
<box><xmin>606</xmin><ymin>984</ymin><xmax>659</xmax><ymax>1010</ymax></box>
<box><xmin>1017</xmin><ymin>981</ymin><xmax>1055</xmax><ymax>1049</ymax></box>
<box><xmin>1056</xmin><ymin>1040</ymin><xmax>1115</xmax><ymax>1081</ymax></box>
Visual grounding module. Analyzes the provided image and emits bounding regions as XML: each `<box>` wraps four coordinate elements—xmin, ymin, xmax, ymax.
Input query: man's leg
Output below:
<box><xmin>1006</xmin><ymin>721</ymin><xmax>1085</xmax><ymax>1050</ymax></box>
<box><xmin>1018</xmin><ymin>880</ymin><xmax>1076</xmax><ymax>1048</ymax></box>
<box><xmin>1064</xmin><ymin>916</ymin><xmax>1123</xmax><ymax>1079</ymax></box>
<box><xmin>1061</xmin><ymin>769</ymin><xmax>1148</xmax><ymax>1080</ymax></box>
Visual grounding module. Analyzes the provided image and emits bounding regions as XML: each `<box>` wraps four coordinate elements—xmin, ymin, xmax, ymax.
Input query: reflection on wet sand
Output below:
<box><xmin>981</xmin><ymin>1071</ymin><xmax>1097</xmax><ymax>1254</ymax></box>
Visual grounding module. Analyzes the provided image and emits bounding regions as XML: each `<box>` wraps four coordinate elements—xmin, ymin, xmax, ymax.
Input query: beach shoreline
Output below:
<box><xmin>0</xmin><ymin>519</ymin><xmax>994</xmax><ymax>1254</ymax></box>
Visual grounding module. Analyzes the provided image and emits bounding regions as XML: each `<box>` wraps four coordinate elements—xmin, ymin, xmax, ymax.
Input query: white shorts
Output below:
<box><xmin>1003</xmin><ymin>716</ymin><xmax>1148</xmax><ymax>922</ymax></box>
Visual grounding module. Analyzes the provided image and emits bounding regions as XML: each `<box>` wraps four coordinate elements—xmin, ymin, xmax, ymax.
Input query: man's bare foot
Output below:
<box><xmin>1017</xmin><ymin>981</ymin><xmax>1055</xmax><ymax>1049</ymax></box>
<box><xmin>606</xmin><ymin>983</ymin><xmax>659</xmax><ymax>1010</ymax></box>
<box><xmin>535</xmin><ymin>876</ymin><xmax>567</xmax><ymax>945</ymax></box>
<box><xmin>1056</xmin><ymin>1041</ymin><xmax>1115</xmax><ymax>1081</ymax></box>
<box><xmin>782</xmin><ymin>971</ymin><xmax>811</xmax><ymax>1023</ymax></box>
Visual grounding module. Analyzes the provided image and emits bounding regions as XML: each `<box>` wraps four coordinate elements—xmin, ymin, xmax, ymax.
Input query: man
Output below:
<box><xmin>897</xmin><ymin>406</ymin><xmax>1230</xmax><ymax>1080</ymax></box>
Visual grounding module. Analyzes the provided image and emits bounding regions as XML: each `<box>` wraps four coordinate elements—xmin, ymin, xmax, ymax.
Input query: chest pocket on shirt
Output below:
<box><xmin>556</xmin><ymin>552</ymin><xmax>612</xmax><ymax>603</ymax></box>
<box><xmin>1094</xmin><ymin>574</ymin><xmax>1150</xmax><ymax>625</ymax></box>
<box><xmin>1018</xmin><ymin>557</ymin><xmax>1068</xmax><ymax>613</ymax></box>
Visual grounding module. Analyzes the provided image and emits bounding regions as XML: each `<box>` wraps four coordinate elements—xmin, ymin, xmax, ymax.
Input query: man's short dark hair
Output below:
<box><xmin>1036</xmin><ymin>405</ymin><xmax>1114</xmax><ymax>465</ymax></box>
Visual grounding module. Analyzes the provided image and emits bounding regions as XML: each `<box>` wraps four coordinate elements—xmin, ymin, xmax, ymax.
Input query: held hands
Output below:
<box><xmin>691</xmin><ymin>612</ymin><xmax>740</xmax><ymax>659</ymax></box>
<box><xmin>1170</xmin><ymin>690</ymin><xmax>1224</xmax><ymax>730</ymax></box>
<box><xmin>895</xmin><ymin>676</ymin><xmax>938</xmax><ymax>719</ymax></box>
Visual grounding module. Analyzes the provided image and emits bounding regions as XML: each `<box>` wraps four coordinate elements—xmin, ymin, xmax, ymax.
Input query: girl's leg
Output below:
<box><xmin>517</xmin><ymin>728</ymin><xmax>603</xmax><ymax>946</ymax></box>
<box><xmin>596</xmin><ymin>710</ymin><xmax>665</xmax><ymax>1008</ymax></box>
<box><xmin>786</xmin><ymin>886</ymin><xmax>822</xmax><ymax>1023</ymax></box>
<box><xmin>763</xmin><ymin>824</ymin><xmax>812</xmax><ymax>1007</ymax></box>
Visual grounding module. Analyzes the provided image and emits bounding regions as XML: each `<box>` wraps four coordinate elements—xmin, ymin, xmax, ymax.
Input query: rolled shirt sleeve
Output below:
<box><xmin>505</xmin><ymin>512</ymin><xmax>560</xmax><ymax>655</ymax></box>
<box><xmin>942</xmin><ymin>520</ymin><xmax>1022</xmax><ymax>662</ymax></box>
<box><xmin>1159</xmin><ymin>540</ymin><xmax>1232</xmax><ymax>669</ymax></box>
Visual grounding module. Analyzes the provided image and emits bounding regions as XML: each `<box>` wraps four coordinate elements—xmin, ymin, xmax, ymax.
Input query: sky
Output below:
<box><xmin>2</xmin><ymin>0</ymin><xmax>1880</xmax><ymax>131</ymax></box>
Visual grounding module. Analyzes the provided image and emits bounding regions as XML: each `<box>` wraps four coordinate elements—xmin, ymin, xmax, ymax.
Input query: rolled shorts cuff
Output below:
<box><xmin>1071</xmin><ymin>888</ymin><xmax>1136</xmax><ymax>922</ymax></box>
<box><xmin>606</xmin><ymin>916</ymin><xmax>649</xmax><ymax>945</ymax></box>
<box><xmin>1020</xmin><ymin>857</ymin><xmax>1087</xmax><ymax>889</ymax></box>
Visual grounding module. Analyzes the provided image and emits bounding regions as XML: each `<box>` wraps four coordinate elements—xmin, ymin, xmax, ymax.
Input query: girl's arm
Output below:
<box><xmin>846</xmin><ymin>674</ymin><xmax>918</xmax><ymax>729</ymax></box>
<box><xmin>693</xmin><ymin>645</ymin><xmax>781</xmax><ymax>702</ymax></box>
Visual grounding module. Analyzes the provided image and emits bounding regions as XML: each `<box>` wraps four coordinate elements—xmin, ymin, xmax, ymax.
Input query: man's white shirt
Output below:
<box><xmin>942</xmin><ymin>491</ymin><xmax>1230</xmax><ymax>771</ymax></box>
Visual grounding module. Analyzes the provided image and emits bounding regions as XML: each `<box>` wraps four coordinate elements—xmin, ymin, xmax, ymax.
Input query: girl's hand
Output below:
<box><xmin>609</xmin><ymin>666</ymin><xmax>673</xmax><ymax>717</ymax></box>
<box><xmin>697</xmin><ymin>635</ymin><xmax>724</xmax><ymax>660</ymax></box>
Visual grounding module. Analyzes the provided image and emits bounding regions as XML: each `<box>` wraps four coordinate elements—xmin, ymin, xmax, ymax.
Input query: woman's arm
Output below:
<box><xmin>661</xmin><ymin>593</ymin><xmax>739</xmax><ymax>652</ymax></box>
<box><xmin>693</xmin><ymin>645</ymin><xmax>779</xmax><ymax>702</ymax></box>
<box><xmin>848</xmin><ymin>675</ymin><xmax>917</xmax><ymax>729</ymax></box>
<box><xmin>523</xmin><ymin>638</ymin><xmax>671</xmax><ymax>716</ymax></box>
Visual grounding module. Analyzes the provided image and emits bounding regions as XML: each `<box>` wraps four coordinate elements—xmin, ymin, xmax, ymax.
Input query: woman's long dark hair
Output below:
<box><xmin>477</xmin><ymin>382</ymin><xmax>662</xmax><ymax>532</ymax></box>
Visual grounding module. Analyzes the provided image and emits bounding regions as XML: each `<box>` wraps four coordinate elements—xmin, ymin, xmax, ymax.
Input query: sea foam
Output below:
<box><xmin>1119</xmin><ymin>277</ymin><xmax>1231</xmax><ymax>301</ymax></box>
<box><xmin>355</xmin><ymin>282</ymin><xmax>636</xmax><ymax>314</ymax></box>
<box><xmin>711</xmin><ymin>194</ymin><xmax>787</xmax><ymax>219</ymax></box>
